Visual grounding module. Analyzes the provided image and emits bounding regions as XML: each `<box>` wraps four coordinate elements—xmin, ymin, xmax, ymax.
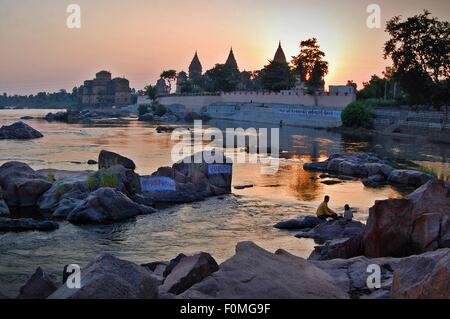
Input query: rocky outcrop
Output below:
<box><xmin>37</xmin><ymin>174</ymin><xmax>90</xmax><ymax>219</ymax></box>
<box><xmin>138</xmin><ymin>113</ymin><xmax>154</xmax><ymax>122</ymax></box>
<box><xmin>98</xmin><ymin>150</ymin><xmax>136</xmax><ymax>170</ymax></box>
<box><xmin>304</xmin><ymin>152</ymin><xmax>433</xmax><ymax>187</ymax></box>
<box><xmin>274</xmin><ymin>215</ymin><xmax>324</xmax><ymax>230</ymax></box>
<box><xmin>67</xmin><ymin>187</ymin><xmax>155</xmax><ymax>224</ymax></box>
<box><xmin>138</xmin><ymin>151</ymin><xmax>232</xmax><ymax>203</ymax></box>
<box><xmin>160</xmin><ymin>252</ymin><xmax>219</xmax><ymax>295</ymax></box>
<box><xmin>0</xmin><ymin>217</ymin><xmax>59</xmax><ymax>232</ymax></box>
<box><xmin>17</xmin><ymin>267</ymin><xmax>59</xmax><ymax>299</ymax></box>
<box><xmin>391</xmin><ymin>249</ymin><xmax>450</xmax><ymax>299</ymax></box>
<box><xmin>387</xmin><ymin>169</ymin><xmax>434</xmax><ymax>186</ymax></box>
<box><xmin>179</xmin><ymin>241</ymin><xmax>348</xmax><ymax>299</ymax></box>
<box><xmin>0</xmin><ymin>162</ymin><xmax>52</xmax><ymax>207</ymax></box>
<box><xmin>296</xmin><ymin>220</ymin><xmax>365</xmax><ymax>242</ymax></box>
<box><xmin>49</xmin><ymin>254</ymin><xmax>160</xmax><ymax>299</ymax></box>
<box><xmin>0</xmin><ymin>121</ymin><xmax>43</xmax><ymax>140</ymax></box>
<box><xmin>363</xmin><ymin>179</ymin><xmax>450</xmax><ymax>257</ymax></box>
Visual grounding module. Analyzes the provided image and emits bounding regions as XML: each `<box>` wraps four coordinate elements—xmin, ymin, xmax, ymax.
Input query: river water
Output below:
<box><xmin>0</xmin><ymin>109</ymin><xmax>449</xmax><ymax>297</ymax></box>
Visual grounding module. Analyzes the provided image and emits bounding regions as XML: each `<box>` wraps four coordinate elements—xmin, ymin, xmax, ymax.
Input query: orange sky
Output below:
<box><xmin>0</xmin><ymin>0</ymin><xmax>449</xmax><ymax>94</ymax></box>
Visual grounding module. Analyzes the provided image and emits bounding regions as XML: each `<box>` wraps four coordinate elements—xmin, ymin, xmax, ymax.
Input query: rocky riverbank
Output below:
<box><xmin>303</xmin><ymin>152</ymin><xmax>435</xmax><ymax>188</ymax></box>
<box><xmin>0</xmin><ymin>150</ymin><xmax>233</xmax><ymax>229</ymax></box>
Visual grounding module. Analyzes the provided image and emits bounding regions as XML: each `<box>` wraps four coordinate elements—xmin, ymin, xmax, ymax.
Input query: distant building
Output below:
<box><xmin>156</xmin><ymin>78</ymin><xmax>170</xmax><ymax>95</ymax></box>
<box><xmin>225</xmin><ymin>47</ymin><xmax>239</xmax><ymax>71</ymax></box>
<box><xmin>329</xmin><ymin>85</ymin><xmax>355</xmax><ymax>95</ymax></box>
<box><xmin>273</xmin><ymin>41</ymin><xmax>287</xmax><ymax>63</ymax></box>
<box><xmin>188</xmin><ymin>51</ymin><xmax>203</xmax><ymax>82</ymax></box>
<box><xmin>80</xmin><ymin>71</ymin><xmax>132</xmax><ymax>107</ymax></box>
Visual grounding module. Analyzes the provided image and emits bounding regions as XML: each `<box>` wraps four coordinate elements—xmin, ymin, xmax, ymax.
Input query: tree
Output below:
<box><xmin>341</xmin><ymin>101</ymin><xmax>373</xmax><ymax>129</ymax></box>
<box><xmin>160</xmin><ymin>70</ymin><xmax>177</xmax><ymax>93</ymax></box>
<box><xmin>346</xmin><ymin>80</ymin><xmax>357</xmax><ymax>91</ymax></box>
<box><xmin>291</xmin><ymin>38</ymin><xmax>329</xmax><ymax>91</ymax></box>
<box><xmin>204</xmin><ymin>64</ymin><xmax>240</xmax><ymax>92</ymax></box>
<box><xmin>384</xmin><ymin>10</ymin><xmax>450</xmax><ymax>105</ymax></box>
<box><xmin>260</xmin><ymin>60</ymin><xmax>295</xmax><ymax>92</ymax></box>
<box><xmin>144</xmin><ymin>84</ymin><xmax>158</xmax><ymax>101</ymax></box>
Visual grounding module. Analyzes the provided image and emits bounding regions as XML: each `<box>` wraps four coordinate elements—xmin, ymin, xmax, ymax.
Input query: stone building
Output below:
<box><xmin>80</xmin><ymin>71</ymin><xmax>132</xmax><ymax>107</ymax></box>
<box><xmin>188</xmin><ymin>51</ymin><xmax>202</xmax><ymax>82</ymax></box>
<box><xmin>273</xmin><ymin>41</ymin><xmax>287</xmax><ymax>63</ymax></box>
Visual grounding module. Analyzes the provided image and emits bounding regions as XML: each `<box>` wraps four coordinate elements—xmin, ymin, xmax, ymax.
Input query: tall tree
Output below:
<box><xmin>160</xmin><ymin>70</ymin><xmax>177</xmax><ymax>92</ymax></box>
<box><xmin>260</xmin><ymin>60</ymin><xmax>295</xmax><ymax>92</ymax></box>
<box><xmin>291</xmin><ymin>38</ymin><xmax>329</xmax><ymax>91</ymax></box>
<box><xmin>204</xmin><ymin>64</ymin><xmax>240</xmax><ymax>92</ymax></box>
<box><xmin>384</xmin><ymin>10</ymin><xmax>449</xmax><ymax>105</ymax></box>
<box><xmin>144</xmin><ymin>84</ymin><xmax>158</xmax><ymax>101</ymax></box>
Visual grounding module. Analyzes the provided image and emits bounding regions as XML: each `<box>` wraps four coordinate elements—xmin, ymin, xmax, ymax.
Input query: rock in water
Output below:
<box><xmin>17</xmin><ymin>267</ymin><xmax>59</xmax><ymax>299</ymax></box>
<box><xmin>274</xmin><ymin>215</ymin><xmax>324</xmax><ymax>230</ymax></box>
<box><xmin>391</xmin><ymin>248</ymin><xmax>450</xmax><ymax>299</ymax></box>
<box><xmin>387</xmin><ymin>169</ymin><xmax>434</xmax><ymax>186</ymax></box>
<box><xmin>0</xmin><ymin>187</ymin><xmax>10</xmax><ymax>217</ymax></box>
<box><xmin>38</xmin><ymin>174</ymin><xmax>90</xmax><ymax>219</ymax></box>
<box><xmin>295</xmin><ymin>220</ymin><xmax>365</xmax><ymax>242</ymax></box>
<box><xmin>161</xmin><ymin>252</ymin><xmax>219</xmax><ymax>295</ymax></box>
<box><xmin>98</xmin><ymin>150</ymin><xmax>136</xmax><ymax>170</ymax></box>
<box><xmin>363</xmin><ymin>179</ymin><xmax>450</xmax><ymax>257</ymax></box>
<box><xmin>0</xmin><ymin>218</ymin><xmax>59</xmax><ymax>232</ymax></box>
<box><xmin>0</xmin><ymin>121</ymin><xmax>43</xmax><ymax>140</ymax></box>
<box><xmin>91</xmin><ymin>165</ymin><xmax>141</xmax><ymax>196</ymax></box>
<box><xmin>179</xmin><ymin>241</ymin><xmax>348</xmax><ymax>299</ymax></box>
<box><xmin>0</xmin><ymin>162</ymin><xmax>53</xmax><ymax>207</ymax></box>
<box><xmin>49</xmin><ymin>253</ymin><xmax>160</xmax><ymax>299</ymax></box>
<box><xmin>67</xmin><ymin>187</ymin><xmax>155</xmax><ymax>224</ymax></box>
<box><xmin>309</xmin><ymin>236</ymin><xmax>364</xmax><ymax>260</ymax></box>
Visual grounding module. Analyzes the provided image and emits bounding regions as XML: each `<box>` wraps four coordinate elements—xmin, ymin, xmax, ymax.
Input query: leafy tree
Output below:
<box><xmin>160</xmin><ymin>70</ymin><xmax>177</xmax><ymax>92</ymax></box>
<box><xmin>291</xmin><ymin>38</ymin><xmax>329</xmax><ymax>91</ymax></box>
<box><xmin>260</xmin><ymin>60</ymin><xmax>295</xmax><ymax>92</ymax></box>
<box><xmin>144</xmin><ymin>84</ymin><xmax>158</xmax><ymax>101</ymax></box>
<box><xmin>384</xmin><ymin>10</ymin><xmax>450</xmax><ymax>105</ymax></box>
<box><xmin>204</xmin><ymin>64</ymin><xmax>240</xmax><ymax>92</ymax></box>
<box><xmin>341</xmin><ymin>101</ymin><xmax>373</xmax><ymax>129</ymax></box>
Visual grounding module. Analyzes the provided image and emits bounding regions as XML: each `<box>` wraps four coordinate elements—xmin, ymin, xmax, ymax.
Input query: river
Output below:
<box><xmin>0</xmin><ymin>108</ymin><xmax>449</xmax><ymax>297</ymax></box>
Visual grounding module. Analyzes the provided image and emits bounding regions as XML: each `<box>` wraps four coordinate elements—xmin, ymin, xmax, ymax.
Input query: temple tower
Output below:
<box><xmin>225</xmin><ymin>47</ymin><xmax>239</xmax><ymax>71</ymax></box>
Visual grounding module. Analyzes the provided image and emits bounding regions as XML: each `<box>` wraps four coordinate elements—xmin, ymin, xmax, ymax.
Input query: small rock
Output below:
<box><xmin>362</xmin><ymin>174</ymin><xmax>386</xmax><ymax>187</ymax></box>
<box><xmin>234</xmin><ymin>184</ymin><xmax>254</xmax><ymax>190</ymax></box>
<box><xmin>17</xmin><ymin>267</ymin><xmax>59</xmax><ymax>299</ymax></box>
<box><xmin>320</xmin><ymin>179</ymin><xmax>343</xmax><ymax>185</ymax></box>
<box><xmin>98</xmin><ymin>150</ymin><xmax>136</xmax><ymax>170</ymax></box>
<box><xmin>274</xmin><ymin>215</ymin><xmax>324</xmax><ymax>230</ymax></box>
<box><xmin>0</xmin><ymin>121</ymin><xmax>43</xmax><ymax>140</ymax></box>
<box><xmin>87</xmin><ymin>160</ymin><xmax>98</xmax><ymax>165</ymax></box>
<box><xmin>161</xmin><ymin>252</ymin><xmax>219</xmax><ymax>295</ymax></box>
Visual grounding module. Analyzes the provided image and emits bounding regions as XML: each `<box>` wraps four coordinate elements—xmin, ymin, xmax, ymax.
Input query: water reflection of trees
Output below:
<box><xmin>288</xmin><ymin>163</ymin><xmax>322</xmax><ymax>202</ymax></box>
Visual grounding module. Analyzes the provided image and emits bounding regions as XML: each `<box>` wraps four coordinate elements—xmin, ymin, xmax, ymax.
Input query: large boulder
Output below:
<box><xmin>362</xmin><ymin>174</ymin><xmax>386</xmax><ymax>188</ymax></box>
<box><xmin>0</xmin><ymin>162</ymin><xmax>52</xmax><ymax>207</ymax></box>
<box><xmin>37</xmin><ymin>174</ymin><xmax>90</xmax><ymax>219</ymax></box>
<box><xmin>179</xmin><ymin>241</ymin><xmax>348</xmax><ymax>299</ymax></box>
<box><xmin>391</xmin><ymin>249</ymin><xmax>450</xmax><ymax>299</ymax></box>
<box><xmin>90</xmin><ymin>165</ymin><xmax>141</xmax><ymax>196</ymax></box>
<box><xmin>274</xmin><ymin>215</ymin><xmax>324</xmax><ymax>230</ymax></box>
<box><xmin>309</xmin><ymin>235</ymin><xmax>364</xmax><ymax>260</ymax></box>
<box><xmin>160</xmin><ymin>252</ymin><xmax>219</xmax><ymax>295</ymax></box>
<box><xmin>387</xmin><ymin>169</ymin><xmax>434</xmax><ymax>186</ymax></box>
<box><xmin>296</xmin><ymin>220</ymin><xmax>365</xmax><ymax>242</ymax></box>
<box><xmin>67</xmin><ymin>187</ymin><xmax>155</xmax><ymax>224</ymax></box>
<box><xmin>363</xmin><ymin>180</ymin><xmax>450</xmax><ymax>257</ymax></box>
<box><xmin>0</xmin><ymin>217</ymin><xmax>59</xmax><ymax>232</ymax></box>
<box><xmin>17</xmin><ymin>267</ymin><xmax>59</xmax><ymax>299</ymax></box>
<box><xmin>0</xmin><ymin>121</ymin><xmax>43</xmax><ymax>140</ymax></box>
<box><xmin>98</xmin><ymin>150</ymin><xmax>136</xmax><ymax>170</ymax></box>
<box><xmin>139</xmin><ymin>151</ymin><xmax>232</xmax><ymax>203</ymax></box>
<box><xmin>49</xmin><ymin>253</ymin><xmax>159</xmax><ymax>299</ymax></box>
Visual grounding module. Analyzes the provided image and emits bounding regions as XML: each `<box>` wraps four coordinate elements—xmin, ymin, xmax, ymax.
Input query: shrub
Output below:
<box><xmin>138</xmin><ymin>104</ymin><xmax>149</xmax><ymax>116</ymax></box>
<box><xmin>151</xmin><ymin>102</ymin><xmax>167</xmax><ymax>117</ymax></box>
<box><xmin>47</xmin><ymin>172</ymin><xmax>56</xmax><ymax>182</ymax></box>
<box><xmin>341</xmin><ymin>101</ymin><xmax>373</xmax><ymax>129</ymax></box>
<box><xmin>99</xmin><ymin>173</ymin><xmax>118</xmax><ymax>189</ymax></box>
<box><xmin>87</xmin><ymin>175</ymin><xmax>96</xmax><ymax>192</ymax></box>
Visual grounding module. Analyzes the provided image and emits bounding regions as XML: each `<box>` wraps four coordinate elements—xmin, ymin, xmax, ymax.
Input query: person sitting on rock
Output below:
<box><xmin>343</xmin><ymin>204</ymin><xmax>353</xmax><ymax>221</ymax></box>
<box><xmin>316</xmin><ymin>195</ymin><xmax>339</xmax><ymax>220</ymax></box>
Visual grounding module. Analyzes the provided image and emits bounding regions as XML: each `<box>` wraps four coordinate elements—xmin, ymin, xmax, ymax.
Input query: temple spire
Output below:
<box><xmin>225</xmin><ymin>47</ymin><xmax>239</xmax><ymax>70</ymax></box>
<box><xmin>189</xmin><ymin>50</ymin><xmax>202</xmax><ymax>79</ymax></box>
<box><xmin>273</xmin><ymin>41</ymin><xmax>287</xmax><ymax>63</ymax></box>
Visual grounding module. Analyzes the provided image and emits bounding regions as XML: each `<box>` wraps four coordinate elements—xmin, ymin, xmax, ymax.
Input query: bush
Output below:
<box><xmin>151</xmin><ymin>102</ymin><xmax>167</xmax><ymax>117</ymax></box>
<box><xmin>138</xmin><ymin>104</ymin><xmax>149</xmax><ymax>116</ymax></box>
<box><xmin>341</xmin><ymin>101</ymin><xmax>373</xmax><ymax>129</ymax></box>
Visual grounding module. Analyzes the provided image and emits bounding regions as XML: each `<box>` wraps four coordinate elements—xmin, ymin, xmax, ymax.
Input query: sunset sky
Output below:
<box><xmin>0</xmin><ymin>0</ymin><xmax>449</xmax><ymax>95</ymax></box>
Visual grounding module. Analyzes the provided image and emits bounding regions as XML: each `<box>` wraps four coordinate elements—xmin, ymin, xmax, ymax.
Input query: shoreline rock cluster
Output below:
<box><xmin>0</xmin><ymin>150</ymin><xmax>233</xmax><ymax>229</ymax></box>
<box><xmin>8</xmin><ymin>240</ymin><xmax>449</xmax><ymax>299</ymax></box>
<box><xmin>303</xmin><ymin>152</ymin><xmax>434</xmax><ymax>188</ymax></box>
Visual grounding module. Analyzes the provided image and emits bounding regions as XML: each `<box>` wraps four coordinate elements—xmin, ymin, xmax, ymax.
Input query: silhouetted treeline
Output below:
<box><xmin>0</xmin><ymin>89</ymin><xmax>79</xmax><ymax>109</ymax></box>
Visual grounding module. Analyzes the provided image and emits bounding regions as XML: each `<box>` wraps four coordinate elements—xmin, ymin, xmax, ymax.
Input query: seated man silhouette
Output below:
<box><xmin>316</xmin><ymin>195</ymin><xmax>339</xmax><ymax>220</ymax></box>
